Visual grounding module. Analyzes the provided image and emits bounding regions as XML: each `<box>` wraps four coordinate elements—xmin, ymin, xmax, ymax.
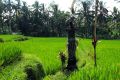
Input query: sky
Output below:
<box><xmin>21</xmin><ymin>0</ymin><xmax>120</xmax><ymax>12</ymax></box>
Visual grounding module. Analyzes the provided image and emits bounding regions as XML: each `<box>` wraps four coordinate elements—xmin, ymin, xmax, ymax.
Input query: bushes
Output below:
<box><xmin>0</xmin><ymin>46</ymin><xmax>22</xmax><ymax>66</ymax></box>
<box><xmin>14</xmin><ymin>36</ymin><xmax>29</xmax><ymax>41</ymax></box>
<box><xmin>24</xmin><ymin>62</ymin><xmax>45</xmax><ymax>80</ymax></box>
<box><xmin>0</xmin><ymin>35</ymin><xmax>29</xmax><ymax>42</ymax></box>
<box><xmin>11</xmin><ymin>55</ymin><xmax>46</xmax><ymax>80</ymax></box>
<box><xmin>0</xmin><ymin>38</ymin><xmax>4</xmax><ymax>43</ymax></box>
<box><xmin>23</xmin><ymin>54</ymin><xmax>45</xmax><ymax>80</ymax></box>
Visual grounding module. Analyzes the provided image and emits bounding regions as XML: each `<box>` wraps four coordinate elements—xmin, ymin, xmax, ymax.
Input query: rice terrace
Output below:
<box><xmin>0</xmin><ymin>0</ymin><xmax>120</xmax><ymax>80</ymax></box>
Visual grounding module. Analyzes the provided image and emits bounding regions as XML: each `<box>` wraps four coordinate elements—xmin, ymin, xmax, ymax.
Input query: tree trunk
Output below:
<box><xmin>92</xmin><ymin>0</ymin><xmax>98</xmax><ymax>67</ymax></box>
<box><xmin>67</xmin><ymin>21</ymin><xmax>77</xmax><ymax>71</ymax></box>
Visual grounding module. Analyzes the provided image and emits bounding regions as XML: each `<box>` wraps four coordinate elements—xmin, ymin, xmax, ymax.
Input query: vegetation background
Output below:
<box><xmin>0</xmin><ymin>0</ymin><xmax>120</xmax><ymax>80</ymax></box>
<box><xmin>0</xmin><ymin>0</ymin><xmax>120</xmax><ymax>39</ymax></box>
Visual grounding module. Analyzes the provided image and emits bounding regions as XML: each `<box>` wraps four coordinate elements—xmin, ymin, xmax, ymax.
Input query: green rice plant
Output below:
<box><xmin>0</xmin><ymin>54</ymin><xmax>45</xmax><ymax>80</ymax></box>
<box><xmin>15</xmin><ymin>37</ymin><xmax>67</xmax><ymax>75</ymax></box>
<box><xmin>0</xmin><ymin>35</ymin><xmax>21</xmax><ymax>41</ymax></box>
<box><xmin>0</xmin><ymin>45</ymin><xmax>22</xmax><ymax>66</ymax></box>
<box><xmin>0</xmin><ymin>35</ymin><xmax>120</xmax><ymax>80</ymax></box>
<box><xmin>68</xmin><ymin>65</ymin><xmax>120</xmax><ymax>80</ymax></box>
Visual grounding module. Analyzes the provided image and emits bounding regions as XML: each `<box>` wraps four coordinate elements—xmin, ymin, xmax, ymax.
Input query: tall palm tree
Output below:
<box><xmin>0</xmin><ymin>0</ymin><xmax>4</xmax><ymax>33</ymax></box>
<box><xmin>49</xmin><ymin>3</ymin><xmax>59</xmax><ymax>36</ymax></box>
<box><xmin>7</xmin><ymin>0</ymin><xmax>12</xmax><ymax>33</ymax></box>
<box><xmin>81</xmin><ymin>1</ymin><xmax>93</xmax><ymax>38</ymax></box>
<box><xmin>19</xmin><ymin>1</ymin><xmax>30</xmax><ymax>35</ymax></box>
<box><xmin>97</xmin><ymin>1</ymin><xmax>108</xmax><ymax>39</ymax></box>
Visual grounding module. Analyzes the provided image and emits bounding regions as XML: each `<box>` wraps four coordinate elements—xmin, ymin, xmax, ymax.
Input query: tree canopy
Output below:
<box><xmin>0</xmin><ymin>0</ymin><xmax>120</xmax><ymax>39</ymax></box>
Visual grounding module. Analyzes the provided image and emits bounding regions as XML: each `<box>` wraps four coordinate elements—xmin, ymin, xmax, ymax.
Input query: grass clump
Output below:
<box><xmin>0</xmin><ymin>54</ymin><xmax>45</xmax><ymax>80</ymax></box>
<box><xmin>0</xmin><ymin>35</ymin><xmax>21</xmax><ymax>41</ymax></box>
<box><xmin>12</xmin><ymin>54</ymin><xmax>45</xmax><ymax>80</ymax></box>
<box><xmin>14</xmin><ymin>36</ymin><xmax>29</xmax><ymax>41</ymax></box>
<box><xmin>22</xmin><ymin>54</ymin><xmax>45</xmax><ymax>80</ymax></box>
<box><xmin>24</xmin><ymin>62</ymin><xmax>45</xmax><ymax>80</ymax></box>
<box><xmin>0</xmin><ymin>46</ymin><xmax>22</xmax><ymax>67</ymax></box>
<box><xmin>0</xmin><ymin>38</ymin><xmax>4</xmax><ymax>43</ymax></box>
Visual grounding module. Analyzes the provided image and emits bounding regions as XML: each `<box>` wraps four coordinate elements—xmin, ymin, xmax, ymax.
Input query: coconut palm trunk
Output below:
<box><xmin>67</xmin><ymin>20</ymin><xmax>77</xmax><ymax>71</ymax></box>
<box><xmin>66</xmin><ymin>0</ymin><xmax>77</xmax><ymax>71</ymax></box>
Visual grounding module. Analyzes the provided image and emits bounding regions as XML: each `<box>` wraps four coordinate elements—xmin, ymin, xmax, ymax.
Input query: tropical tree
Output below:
<box><xmin>92</xmin><ymin>0</ymin><xmax>99</xmax><ymax>67</ymax></box>
<box><xmin>0</xmin><ymin>0</ymin><xmax>4</xmax><ymax>33</ymax></box>
<box><xmin>81</xmin><ymin>1</ymin><xmax>94</xmax><ymax>38</ymax></box>
<box><xmin>19</xmin><ymin>1</ymin><xmax>30</xmax><ymax>35</ymax></box>
<box><xmin>97</xmin><ymin>1</ymin><xmax>109</xmax><ymax>39</ymax></box>
<box><xmin>7</xmin><ymin>0</ymin><xmax>12</xmax><ymax>33</ymax></box>
<box><xmin>109</xmin><ymin>7</ymin><xmax>120</xmax><ymax>39</ymax></box>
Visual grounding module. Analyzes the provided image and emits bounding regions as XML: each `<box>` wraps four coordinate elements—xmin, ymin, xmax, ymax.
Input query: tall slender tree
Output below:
<box><xmin>0</xmin><ymin>0</ymin><xmax>4</xmax><ymax>33</ymax></box>
<box><xmin>81</xmin><ymin>1</ymin><xmax>93</xmax><ymax>38</ymax></box>
<box><xmin>92</xmin><ymin>0</ymin><xmax>99</xmax><ymax>67</ymax></box>
<box><xmin>8</xmin><ymin>0</ymin><xmax>12</xmax><ymax>33</ymax></box>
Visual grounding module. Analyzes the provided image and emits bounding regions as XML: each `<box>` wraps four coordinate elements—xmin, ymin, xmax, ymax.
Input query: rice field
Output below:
<box><xmin>0</xmin><ymin>35</ymin><xmax>120</xmax><ymax>80</ymax></box>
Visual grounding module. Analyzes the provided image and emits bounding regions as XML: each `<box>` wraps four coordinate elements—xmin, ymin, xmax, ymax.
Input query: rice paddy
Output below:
<box><xmin>0</xmin><ymin>35</ymin><xmax>120</xmax><ymax>80</ymax></box>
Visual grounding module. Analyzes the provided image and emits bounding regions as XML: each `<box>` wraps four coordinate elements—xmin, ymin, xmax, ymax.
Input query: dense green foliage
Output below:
<box><xmin>0</xmin><ymin>35</ymin><xmax>46</xmax><ymax>80</ymax></box>
<box><xmin>0</xmin><ymin>0</ymin><xmax>120</xmax><ymax>39</ymax></box>
<box><xmin>0</xmin><ymin>35</ymin><xmax>119</xmax><ymax>80</ymax></box>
